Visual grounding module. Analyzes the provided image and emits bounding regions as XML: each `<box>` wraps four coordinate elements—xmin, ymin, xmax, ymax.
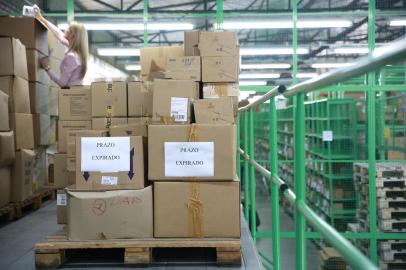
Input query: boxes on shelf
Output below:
<box><xmin>57</xmin><ymin>120</ymin><xmax>92</xmax><ymax>153</ymax></box>
<box><xmin>11</xmin><ymin>149</ymin><xmax>35</xmax><ymax>202</ymax></box>
<box><xmin>75</xmin><ymin>136</ymin><xmax>145</xmax><ymax>190</ymax></box>
<box><xmin>202</xmin><ymin>83</ymin><xmax>239</xmax><ymax>117</ymax></box>
<box><xmin>128</xmin><ymin>117</ymin><xmax>151</xmax><ymax>125</ymax></box>
<box><xmin>33</xmin><ymin>147</ymin><xmax>48</xmax><ymax>191</ymax></box>
<box><xmin>152</xmin><ymin>79</ymin><xmax>199</xmax><ymax>124</ymax></box>
<box><xmin>0</xmin><ymin>37</ymin><xmax>28</xmax><ymax>79</ymax></box>
<box><xmin>57</xmin><ymin>189</ymin><xmax>67</xmax><ymax>224</ymax></box>
<box><xmin>91</xmin><ymin>81</ymin><xmax>127</xmax><ymax>117</ymax></box>
<box><xmin>9</xmin><ymin>113</ymin><xmax>34</xmax><ymax>150</ymax></box>
<box><xmin>194</xmin><ymin>98</ymin><xmax>235</xmax><ymax>124</ymax></box>
<box><xmin>109</xmin><ymin>122</ymin><xmax>148</xmax><ymax>137</ymax></box>
<box><xmin>92</xmin><ymin>117</ymin><xmax>127</xmax><ymax>130</ymax></box>
<box><xmin>33</xmin><ymin>114</ymin><xmax>51</xmax><ymax>146</ymax></box>
<box><xmin>26</xmin><ymin>49</ymin><xmax>49</xmax><ymax>85</ymax></box>
<box><xmin>127</xmin><ymin>81</ymin><xmax>153</xmax><ymax>117</ymax></box>
<box><xmin>53</xmin><ymin>153</ymin><xmax>75</xmax><ymax>188</ymax></box>
<box><xmin>154</xmin><ymin>181</ymin><xmax>240</xmax><ymax>238</ymax></box>
<box><xmin>59</xmin><ymin>86</ymin><xmax>91</xmax><ymax>121</ymax></box>
<box><xmin>49</xmin><ymin>86</ymin><xmax>59</xmax><ymax>116</ymax></box>
<box><xmin>0</xmin><ymin>131</ymin><xmax>15</xmax><ymax>167</ymax></box>
<box><xmin>29</xmin><ymin>82</ymin><xmax>49</xmax><ymax>114</ymax></box>
<box><xmin>201</xmin><ymin>56</ymin><xmax>239</xmax><ymax>83</ymax></box>
<box><xmin>67</xmin><ymin>186</ymin><xmax>153</xmax><ymax>240</ymax></box>
<box><xmin>0</xmin><ymin>91</ymin><xmax>9</xmax><ymax>131</ymax></box>
<box><xmin>148</xmin><ymin>124</ymin><xmax>236</xmax><ymax>180</ymax></box>
<box><xmin>0</xmin><ymin>167</ymin><xmax>11</xmax><ymax>208</ymax></box>
<box><xmin>140</xmin><ymin>46</ymin><xmax>184</xmax><ymax>80</ymax></box>
<box><xmin>165</xmin><ymin>56</ymin><xmax>201</xmax><ymax>81</ymax></box>
<box><xmin>198</xmin><ymin>31</ymin><xmax>239</xmax><ymax>57</ymax></box>
<box><xmin>0</xmin><ymin>76</ymin><xmax>30</xmax><ymax>113</ymax></box>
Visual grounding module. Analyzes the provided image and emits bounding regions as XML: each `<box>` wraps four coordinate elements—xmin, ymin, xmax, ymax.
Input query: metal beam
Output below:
<box><xmin>126</xmin><ymin>0</ymin><xmax>143</xmax><ymax>11</ymax></box>
<box><xmin>93</xmin><ymin>0</ymin><xmax>119</xmax><ymax>10</ymax></box>
<box><xmin>150</xmin><ymin>0</ymin><xmax>215</xmax><ymax>11</ymax></box>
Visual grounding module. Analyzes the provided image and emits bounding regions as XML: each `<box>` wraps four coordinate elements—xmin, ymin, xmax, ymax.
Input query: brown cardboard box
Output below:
<box><xmin>67</xmin><ymin>156</ymin><xmax>76</xmax><ymax>172</ymax></box>
<box><xmin>57</xmin><ymin>121</ymin><xmax>92</xmax><ymax>153</ymax></box>
<box><xmin>0</xmin><ymin>131</ymin><xmax>15</xmax><ymax>167</ymax></box>
<box><xmin>67</xmin><ymin>130</ymin><xmax>108</xmax><ymax>158</ymax></box>
<box><xmin>0</xmin><ymin>17</ymin><xmax>48</xmax><ymax>55</ymax></box>
<box><xmin>202</xmin><ymin>56</ymin><xmax>238</xmax><ymax>82</ymax></box>
<box><xmin>48</xmin><ymin>32</ymin><xmax>66</xmax><ymax>60</ymax></box>
<box><xmin>184</xmin><ymin>31</ymin><xmax>200</xmax><ymax>56</ymax></box>
<box><xmin>0</xmin><ymin>76</ymin><xmax>30</xmax><ymax>113</ymax></box>
<box><xmin>49</xmin><ymin>57</ymin><xmax>62</xmax><ymax>87</ymax></box>
<box><xmin>140</xmin><ymin>46</ymin><xmax>184</xmax><ymax>78</ymax></box>
<box><xmin>75</xmin><ymin>136</ymin><xmax>145</xmax><ymax>190</ymax></box>
<box><xmin>92</xmin><ymin>117</ymin><xmax>127</xmax><ymax>130</ymax></box>
<box><xmin>199</xmin><ymin>31</ymin><xmax>238</xmax><ymax>57</ymax></box>
<box><xmin>67</xmin><ymin>186</ymin><xmax>153</xmax><ymax>240</ymax></box>
<box><xmin>54</xmin><ymin>153</ymin><xmax>70</xmax><ymax>188</ymax></box>
<box><xmin>59</xmin><ymin>87</ymin><xmax>91</xmax><ymax>120</ymax></box>
<box><xmin>11</xmin><ymin>149</ymin><xmax>35</xmax><ymax>202</ymax></box>
<box><xmin>194</xmin><ymin>98</ymin><xmax>235</xmax><ymax>124</ymax></box>
<box><xmin>49</xmin><ymin>86</ymin><xmax>59</xmax><ymax>116</ymax></box>
<box><xmin>33</xmin><ymin>147</ymin><xmax>48</xmax><ymax>191</ymax></box>
<box><xmin>0</xmin><ymin>37</ymin><xmax>28</xmax><ymax>80</ymax></box>
<box><xmin>0</xmin><ymin>91</ymin><xmax>9</xmax><ymax>131</ymax></box>
<box><xmin>57</xmin><ymin>189</ymin><xmax>67</xmax><ymax>224</ymax></box>
<box><xmin>148</xmin><ymin>124</ymin><xmax>236</xmax><ymax>180</ymax></box>
<box><xmin>127</xmin><ymin>81</ymin><xmax>153</xmax><ymax>117</ymax></box>
<box><xmin>203</xmin><ymin>83</ymin><xmax>239</xmax><ymax>117</ymax></box>
<box><xmin>166</xmin><ymin>56</ymin><xmax>201</xmax><ymax>81</ymax></box>
<box><xmin>154</xmin><ymin>181</ymin><xmax>240</xmax><ymax>238</ymax></box>
<box><xmin>33</xmin><ymin>114</ymin><xmax>51</xmax><ymax>146</ymax></box>
<box><xmin>29</xmin><ymin>82</ymin><xmax>49</xmax><ymax>114</ymax></box>
<box><xmin>128</xmin><ymin>117</ymin><xmax>151</xmax><ymax>125</ymax></box>
<box><xmin>26</xmin><ymin>49</ymin><xmax>49</xmax><ymax>85</ymax></box>
<box><xmin>152</xmin><ymin>79</ymin><xmax>199</xmax><ymax>124</ymax></box>
<box><xmin>110</xmin><ymin>123</ymin><xmax>148</xmax><ymax>137</ymax></box>
<box><xmin>9</xmin><ymin>113</ymin><xmax>34</xmax><ymax>150</ymax></box>
<box><xmin>91</xmin><ymin>81</ymin><xmax>127</xmax><ymax>117</ymax></box>
<box><xmin>49</xmin><ymin>116</ymin><xmax>57</xmax><ymax>145</ymax></box>
<box><xmin>0</xmin><ymin>167</ymin><xmax>11</xmax><ymax>208</ymax></box>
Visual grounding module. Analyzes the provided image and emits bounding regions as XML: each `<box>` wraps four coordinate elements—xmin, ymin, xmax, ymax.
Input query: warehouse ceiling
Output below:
<box><xmin>0</xmin><ymin>0</ymin><xmax>405</xmax><ymax>82</ymax></box>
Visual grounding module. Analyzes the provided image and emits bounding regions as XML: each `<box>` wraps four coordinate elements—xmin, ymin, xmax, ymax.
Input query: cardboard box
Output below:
<box><xmin>0</xmin><ymin>167</ymin><xmax>11</xmax><ymax>208</ymax></box>
<box><xmin>199</xmin><ymin>31</ymin><xmax>238</xmax><ymax>57</ymax></box>
<box><xmin>0</xmin><ymin>76</ymin><xmax>30</xmax><ymax>113</ymax></box>
<box><xmin>33</xmin><ymin>147</ymin><xmax>48</xmax><ymax>191</ymax></box>
<box><xmin>0</xmin><ymin>131</ymin><xmax>15</xmax><ymax>167</ymax></box>
<box><xmin>127</xmin><ymin>81</ymin><xmax>153</xmax><ymax>117</ymax></box>
<box><xmin>54</xmin><ymin>153</ymin><xmax>70</xmax><ymax>188</ymax></box>
<box><xmin>49</xmin><ymin>86</ymin><xmax>58</xmax><ymax>116</ymax></box>
<box><xmin>0</xmin><ymin>17</ymin><xmax>48</xmax><ymax>55</ymax></box>
<box><xmin>49</xmin><ymin>116</ymin><xmax>57</xmax><ymax>145</ymax></box>
<box><xmin>49</xmin><ymin>57</ymin><xmax>62</xmax><ymax>87</ymax></box>
<box><xmin>154</xmin><ymin>181</ymin><xmax>240</xmax><ymax>238</ymax></box>
<box><xmin>33</xmin><ymin>114</ymin><xmax>51</xmax><ymax>146</ymax></box>
<box><xmin>57</xmin><ymin>189</ymin><xmax>67</xmax><ymax>224</ymax></box>
<box><xmin>26</xmin><ymin>49</ymin><xmax>49</xmax><ymax>84</ymax></box>
<box><xmin>92</xmin><ymin>117</ymin><xmax>127</xmax><ymax>130</ymax></box>
<box><xmin>75</xmin><ymin>136</ymin><xmax>145</xmax><ymax>190</ymax></box>
<box><xmin>140</xmin><ymin>46</ymin><xmax>184</xmax><ymax>78</ymax></box>
<box><xmin>128</xmin><ymin>117</ymin><xmax>151</xmax><ymax>125</ymax></box>
<box><xmin>203</xmin><ymin>83</ymin><xmax>239</xmax><ymax>117</ymax></box>
<box><xmin>0</xmin><ymin>37</ymin><xmax>28</xmax><ymax>80</ymax></box>
<box><xmin>91</xmin><ymin>81</ymin><xmax>127</xmax><ymax>117</ymax></box>
<box><xmin>48</xmin><ymin>32</ymin><xmax>66</xmax><ymax>60</ymax></box>
<box><xmin>11</xmin><ymin>149</ymin><xmax>35</xmax><ymax>202</ymax></box>
<box><xmin>152</xmin><ymin>79</ymin><xmax>199</xmax><ymax>124</ymax></box>
<box><xmin>67</xmin><ymin>186</ymin><xmax>153</xmax><ymax>240</ymax></box>
<box><xmin>59</xmin><ymin>86</ymin><xmax>91</xmax><ymax>120</ymax></box>
<box><xmin>67</xmin><ymin>156</ymin><xmax>76</xmax><ymax>172</ymax></box>
<box><xmin>194</xmin><ymin>98</ymin><xmax>235</xmax><ymax>124</ymax></box>
<box><xmin>0</xmin><ymin>91</ymin><xmax>9</xmax><ymax>131</ymax></box>
<box><xmin>166</xmin><ymin>56</ymin><xmax>201</xmax><ymax>81</ymax></box>
<box><xmin>29</xmin><ymin>82</ymin><xmax>49</xmax><ymax>114</ymax></box>
<box><xmin>202</xmin><ymin>56</ymin><xmax>238</xmax><ymax>82</ymax></box>
<box><xmin>184</xmin><ymin>31</ymin><xmax>200</xmax><ymax>56</ymax></box>
<box><xmin>57</xmin><ymin>121</ymin><xmax>92</xmax><ymax>153</ymax></box>
<box><xmin>110</xmin><ymin>122</ymin><xmax>148</xmax><ymax>137</ymax></box>
<box><xmin>67</xmin><ymin>130</ymin><xmax>108</xmax><ymax>157</ymax></box>
<box><xmin>10</xmin><ymin>113</ymin><xmax>34</xmax><ymax>150</ymax></box>
<box><xmin>148</xmin><ymin>124</ymin><xmax>236</xmax><ymax>180</ymax></box>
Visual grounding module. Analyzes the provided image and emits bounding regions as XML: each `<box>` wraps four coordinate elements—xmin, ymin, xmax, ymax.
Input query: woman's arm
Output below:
<box><xmin>34</xmin><ymin>7</ymin><xmax>69</xmax><ymax>47</ymax></box>
<box><xmin>47</xmin><ymin>54</ymin><xmax>78</xmax><ymax>88</ymax></box>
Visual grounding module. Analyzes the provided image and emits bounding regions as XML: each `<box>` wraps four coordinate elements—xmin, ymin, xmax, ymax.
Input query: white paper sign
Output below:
<box><xmin>57</xmin><ymin>194</ymin><xmax>67</xmax><ymax>206</ymax></box>
<box><xmin>101</xmin><ymin>176</ymin><xmax>118</xmax><ymax>185</ymax></box>
<box><xmin>322</xmin><ymin>131</ymin><xmax>333</xmax><ymax>141</ymax></box>
<box><xmin>81</xmin><ymin>137</ymin><xmax>130</xmax><ymax>172</ymax></box>
<box><xmin>170</xmin><ymin>97</ymin><xmax>188</xmax><ymax>122</ymax></box>
<box><xmin>164</xmin><ymin>142</ymin><xmax>214</xmax><ymax>177</ymax></box>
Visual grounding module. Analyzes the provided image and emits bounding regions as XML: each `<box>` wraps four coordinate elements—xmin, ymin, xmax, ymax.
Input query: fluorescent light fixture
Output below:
<box><xmin>221</xmin><ymin>20</ymin><xmax>352</xmax><ymax>29</ymax></box>
<box><xmin>333</xmin><ymin>47</ymin><xmax>369</xmax><ymax>54</ymax></box>
<box><xmin>297</xmin><ymin>73</ymin><xmax>318</xmax><ymax>78</ymax></box>
<box><xmin>58</xmin><ymin>22</ymin><xmax>194</xmax><ymax>31</ymax></box>
<box><xmin>241</xmin><ymin>63</ymin><xmax>291</xmax><ymax>69</ymax></box>
<box><xmin>239</xmin><ymin>73</ymin><xmax>280</xmax><ymax>79</ymax></box>
<box><xmin>240</xmin><ymin>90</ymin><xmax>257</xmax><ymax>95</ymax></box>
<box><xmin>239</xmin><ymin>81</ymin><xmax>267</xmax><ymax>86</ymax></box>
<box><xmin>125</xmin><ymin>65</ymin><xmax>141</xmax><ymax>71</ymax></box>
<box><xmin>97</xmin><ymin>48</ymin><xmax>141</xmax><ymax>56</ymax></box>
<box><xmin>389</xmin><ymin>19</ymin><xmax>406</xmax><ymax>26</ymax></box>
<box><xmin>311</xmin><ymin>62</ymin><xmax>354</xmax><ymax>68</ymax></box>
<box><xmin>241</xmin><ymin>47</ymin><xmax>309</xmax><ymax>55</ymax></box>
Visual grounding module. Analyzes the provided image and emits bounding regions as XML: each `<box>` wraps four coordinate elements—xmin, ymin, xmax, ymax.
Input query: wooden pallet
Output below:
<box><xmin>34</xmin><ymin>229</ymin><xmax>241</xmax><ymax>269</ymax></box>
<box><xmin>0</xmin><ymin>204</ymin><xmax>15</xmax><ymax>221</ymax></box>
<box><xmin>12</xmin><ymin>186</ymin><xmax>56</xmax><ymax>219</ymax></box>
<box><xmin>379</xmin><ymin>240</ymin><xmax>406</xmax><ymax>251</ymax></box>
<box><xmin>379</xmin><ymin>259</ymin><xmax>406</xmax><ymax>270</ymax></box>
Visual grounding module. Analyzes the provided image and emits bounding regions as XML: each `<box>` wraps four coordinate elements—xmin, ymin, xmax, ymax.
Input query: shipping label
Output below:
<box><xmin>101</xmin><ymin>176</ymin><xmax>118</xmax><ymax>185</ymax></box>
<box><xmin>322</xmin><ymin>130</ymin><xmax>333</xmax><ymax>141</ymax></box>
<box><xmin>57</xmin><ymin>194</ymin><xmax>67</xmax><ymax>206</ymax></box>
<box><xmin>170</xmin><ymin>97</ymin><xmax>188</xmax><ymax>122</ymax></box>
<box><xmin>164</xmin><ymin>142</ymin><xmax>214</xmax><ymax>177</ymax></box>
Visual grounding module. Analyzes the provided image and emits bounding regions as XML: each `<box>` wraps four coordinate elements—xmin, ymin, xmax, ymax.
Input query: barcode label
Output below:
<box><xmin>57</xmin><ymin>194</ymin><xmax>67</xmax><ymax>206</ymax></box>
<box><xmin>170</xmin><ymin>97</ymin><xmax>188</xmax><ymax>122</ymax></box>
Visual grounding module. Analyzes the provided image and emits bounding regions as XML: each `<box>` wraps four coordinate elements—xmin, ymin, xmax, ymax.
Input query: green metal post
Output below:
<box><xmin>67</xmin><ymin>0</ymin><xmax>74</xmax><ymax>23</ymax></box>
<box><xmin>292</xmin><ymin>0</ymin><xmax>298</xmax><ymax>85</ymax></box>
<box><xmin>367</xmin><ymin>0</ymin><xmax>378</xmax><ymax>264</ymax></box>
<box><xmin>249</xmin><ymin>108</ymin><xmax>257</xmax><ymax>240</ymax></box>
<box><xmin>237</xmin><ymin>115</ymin><xmax>242</xmax><ymax>179</ymax></box>
<box><xmin>244</xmin><ymin>113</ymin><xmax>250</xmax><ymax>221</ymax></box>
<box><xmin>270</xmin><ymin>97</ymin><xmax>281</xmax><ymax>270</ymax></box>
<box><xmin>216</xmin><ymin>0</ymin><xmax>223</xmax><ymax>30</ymax></box>
<box><xmin>143</xmin><ymin>0</ymin><xmax>148</xmax><ymax>47</ymax></box>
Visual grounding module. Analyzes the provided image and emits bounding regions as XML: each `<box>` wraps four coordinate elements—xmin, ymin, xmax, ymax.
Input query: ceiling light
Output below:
<box><xmin>311</xmin><ymin>63</ymin><xmax>354</xmax><ymax>68</ymax></box>
<box><xmin>389</xmin><ymin>19</ymin><xmax>406</xmax><ymax>26</ymax></box>
<box><xmin>241</xmin><ymin>63</ymin><xmax>291</xmax><ymax>69</ymax></box>
<box><xmin>125</xmin><ymin>65</ymin><xmax>141</xmax><ymax>71</ymax></box>
<box><xmin>58</xmin><ymin>22</ymin><xmax>194</xmax><ymax>31</ymax></box>
<box><xmin>239</xmin><ymin>73</ymin><xmax>280</xmax><ymax>79</ymax></box>
<box><xmin>240</xmin><ymin>90</ymin><xmax>257</xmax><ymax>95</ymax></box>
<box><xmin>333</xmin><ymin>47</ymin><xmax>369</xmax><ymax>54</ymax></box>
<box><xmin>239</xmin><ymin>81</ymin><xmax>267</xmax><ymax>86</ymax></box>
<box><xmin>97</xmin><ymin>48</ymin><xmax>141</xmax><ymax>56</ymax></box>
<box><xmin>241</xmin><ymin>48</ymin><xmax>309</xmax><ymax>55</ymax></box>
<box><xmin>297</xmin><ymin>73</ymin><xmax>318</xmax><ymax>78</ymax></box>
<box><xmin>221</xmin><ymin>20</ymin><xmax>352</xmax><ymax>29</ymax></box>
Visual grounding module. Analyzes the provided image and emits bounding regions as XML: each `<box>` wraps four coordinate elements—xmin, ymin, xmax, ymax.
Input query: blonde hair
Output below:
<box><xmin>67</xmin><ymin>22</ymin><xmax>88</xmax><ymax>78</ymax></box>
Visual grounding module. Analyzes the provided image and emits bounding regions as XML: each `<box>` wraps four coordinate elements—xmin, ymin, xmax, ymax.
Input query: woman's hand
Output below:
<box><xmin>40</xmin><ymin>56</ymin><xmax>50</xmax><ymax>71</ymax></box>
<box><xmin>34</xmin><ymin>5</ymin><xmax>43</xmax><ymax>19</ymax></box>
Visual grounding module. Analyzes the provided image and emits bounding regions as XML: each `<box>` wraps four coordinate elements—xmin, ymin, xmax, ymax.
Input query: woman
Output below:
<box><xmin>34</xmin><ymin>8</ymin><xmax>88</xmax><ymax>88</ymax></box>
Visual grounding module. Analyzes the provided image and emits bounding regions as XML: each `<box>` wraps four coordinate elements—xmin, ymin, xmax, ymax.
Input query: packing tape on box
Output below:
<box><xmin>187</xmin><ymin>182</ymin><xmax>203</xmax><ymax>238</ymax></box>
<box><xmin>187</xmin><ymin>124</ymin><xmax>198</xmax><ymax>142</ymax></box>
<box><xmin>214</xmin><ymin>85</ymin><xmax>228</xmax><ymax>97</ymax></box>
<box><xmin>106</xmin><ymin>105</ymin><xmax>113</xmax><ymax>117</ymax></box>
<box><xmin>159</xmin><ymin>115</ymin><xmax>176</xmax><ymax>125</ymax></box>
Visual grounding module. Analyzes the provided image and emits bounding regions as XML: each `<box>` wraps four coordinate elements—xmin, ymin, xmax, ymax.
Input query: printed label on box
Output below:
<box><xmin>81</xmin><ymin>137</ymin><xmax>130</xmax><ymax>172</ymax></box>
<box><xmin>170</xmin><ymin>97</ymin><xmax>188</xmax><ymax>122</ymax></box>
<box><xmin>164</xmin><ymin>142</ymin><xmax>214</xmax><ymax>177</ymax></box>
<box><xmin>322</xmin><ymin>131</ymin><xmax>333</xmax><ymax>141</ymax></box>
<box><xmin>101</xmin><ymin>176</ymin><xmax>118</xmax><ymax>185</ymax></box>
<box><xmin>57</xmin><ymin>194</ymin><xmax>67</xmax><ymax>206</ymax></box>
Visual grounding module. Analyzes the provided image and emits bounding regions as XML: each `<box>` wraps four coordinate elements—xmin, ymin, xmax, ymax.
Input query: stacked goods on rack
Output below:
<box><xmin>318</xmin><ymin>247</ymin><xmax>347</xmax><ymax>270</ymax></box>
